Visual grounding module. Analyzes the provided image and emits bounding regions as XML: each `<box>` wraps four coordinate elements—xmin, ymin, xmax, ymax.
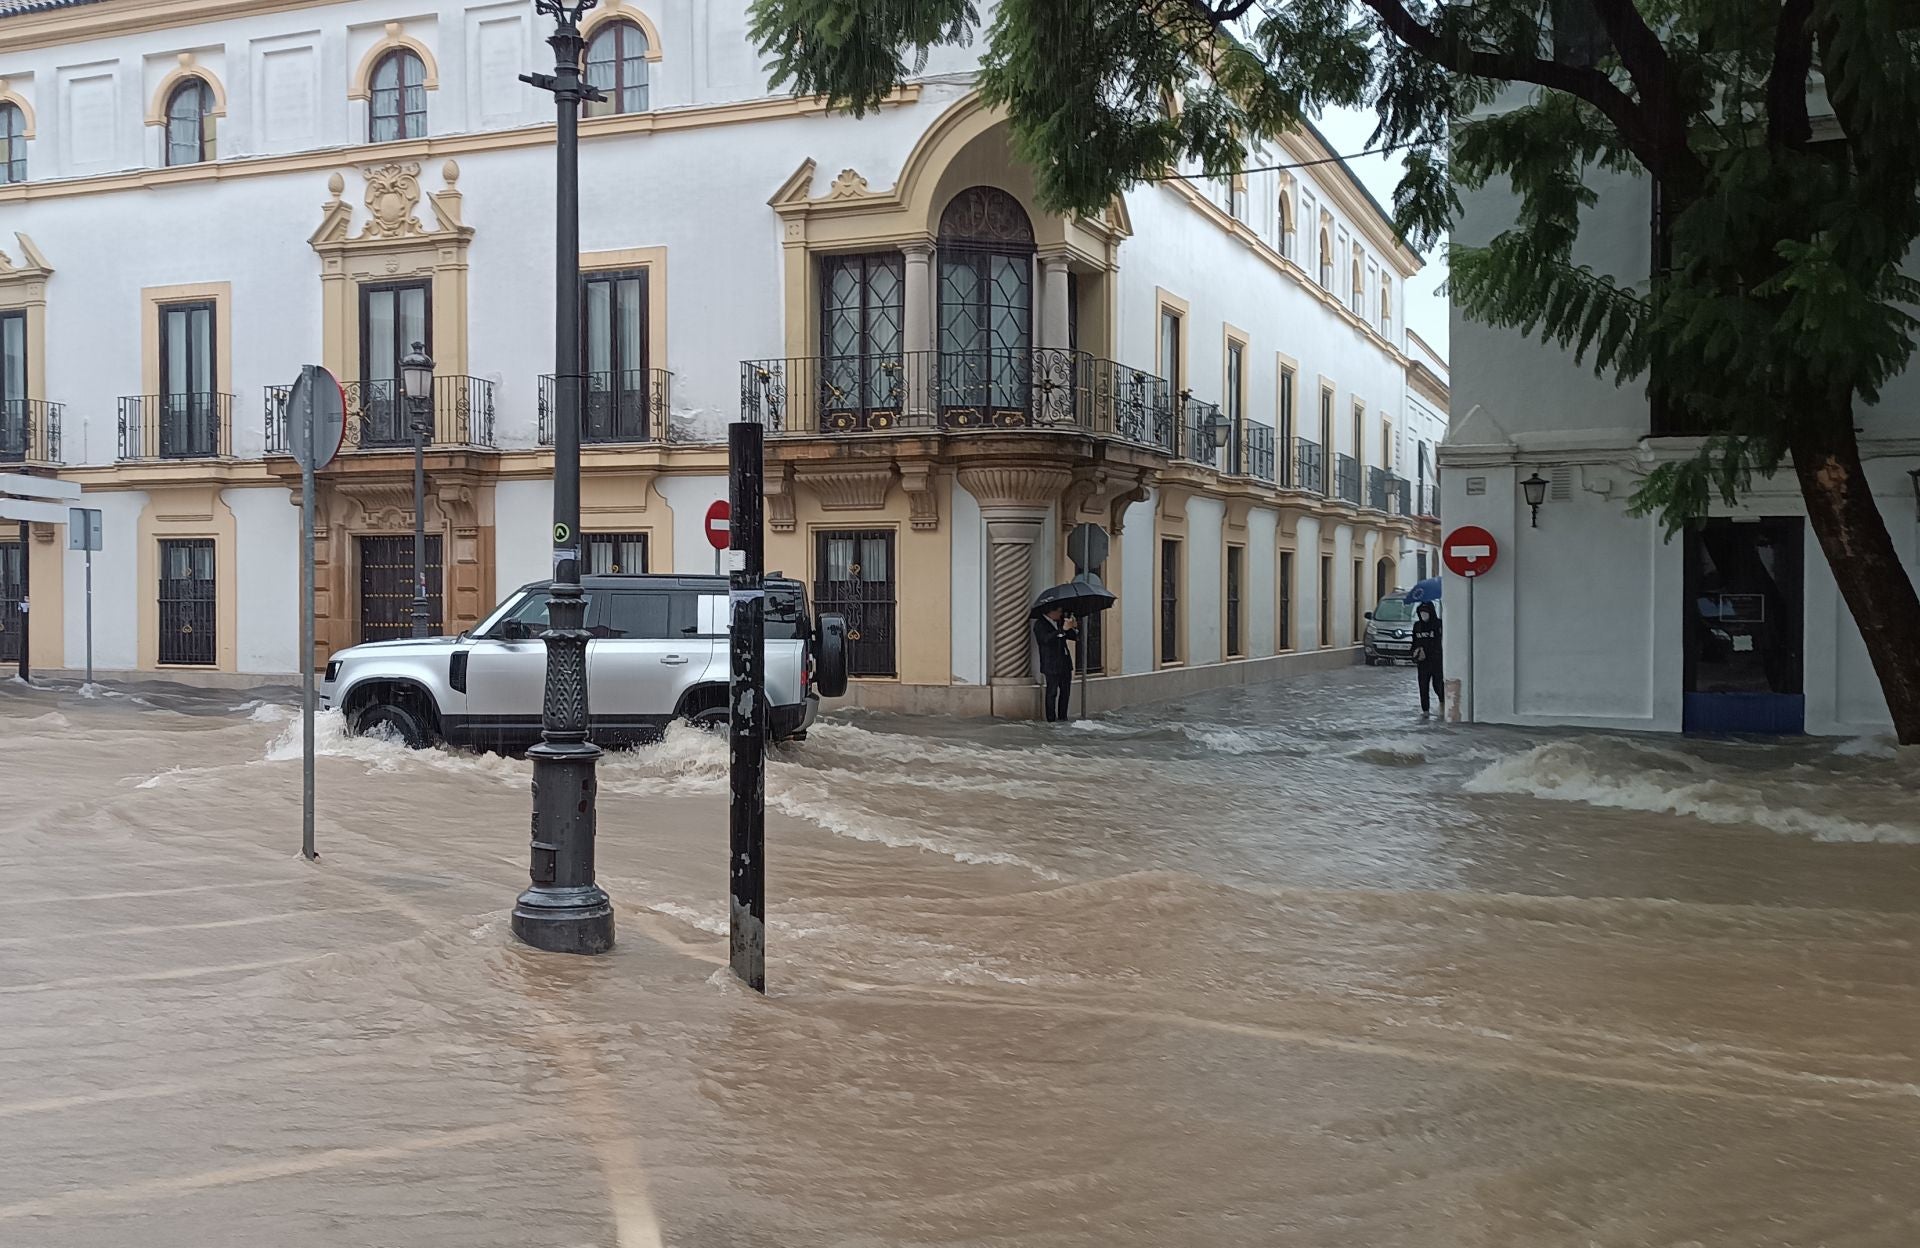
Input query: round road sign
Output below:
<box><xmin>1442</xmin><ymin>525</ymin><xmax>1499</xmax><ymax>578</ymax></box>
<box><xmin>705</xmin><ymin>499</ymin><xmax>732</xmax><ymax>550</ymax></box>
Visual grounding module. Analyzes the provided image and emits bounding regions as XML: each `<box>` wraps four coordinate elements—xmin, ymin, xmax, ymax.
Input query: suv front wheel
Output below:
<box><xmin>350</xmin><ymin>699</ymin><xmax>435</xmax><ymax>749</ymax></box>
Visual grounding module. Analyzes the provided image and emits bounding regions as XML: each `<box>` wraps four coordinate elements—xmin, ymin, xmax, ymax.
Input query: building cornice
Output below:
<box><xmin>0</xmin><ymin>0</ymin><xmax>326</xmax><ymax>51</ymax></box>
<box><xmin>1406</xmin><ymin>360</ymin><xmax>1449</xmax><ymax>410</ymax></box>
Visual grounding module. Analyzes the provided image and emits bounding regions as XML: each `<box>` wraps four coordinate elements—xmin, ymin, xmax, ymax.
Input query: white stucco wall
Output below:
<box><xmin>650</xmin><ymin>474</ymin><xmax>729</xmax><ymax>575</ymax></box>
<box><xmin>1294</xmin><ymin>515</ymin><xmax>1323</xmax><ymax>651</ymax></box>
<box><xmin>1120</xmin><ymin>489</ymin><xmax>1156</xmax><ymax>675</ymax></box>
<box><xmin>1183</xmin><ymin>497</ymin><xmax>1224</xmax><ymax>664</ymax></box>
<box><xmin>949</xmin><ymin>478</ymin><xmax>986</xmax><ymax>685</ymax></box>
<box><xmin>62</xmin><ymin>490</ymin><xmax>147</xmax><ymax>672</ymax></box>
<box><xmin>1247</xmin><ymin>506</ymin><xmax>1278</xmax><ymax>656</ymax></box>
<box><xmin>494</xmin><ymin>478</ymin><xmax>553</xmax><ymax>594</ymax></box>
<box><xmin>224</xmin><ymin>486</ymin><xmax>299</xmax><ymax>674</ymax></box>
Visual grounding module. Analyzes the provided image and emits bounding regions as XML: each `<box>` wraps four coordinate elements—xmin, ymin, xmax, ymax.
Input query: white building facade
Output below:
<box><xmin>1446</xmin><ymin>160</ymin><xmax>1918</xmax><ymax>737</ymax></box>
<box><xmin>0</xmin><ymin>0</ymin><xmax>1442</xmax><ymax>713</ymax></box>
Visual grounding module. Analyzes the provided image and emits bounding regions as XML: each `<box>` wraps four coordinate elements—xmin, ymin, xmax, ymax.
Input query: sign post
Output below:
<box><xmin>68</xmin><ymin>508</ymin><xmax>102</xmax><ymax>686</ymax></box>
<box><xmin>0</xmin><ymin>473</ymin><xmax>82</xmax><ymax>684</ymax></box>
<box><xmin>705</xmin><ymin>498</ymin><xmax>731</xmax><ymax>574</ymax></box>
<box><xmin>726</xmin><ymin>427</ymin><xmax>766</xmax><ymax>993</ymax></box>
<box><xmin>1442</xmin><ymin>525</ymin><xmax>1500</xmax><ymax>725</ymax></box>
<box><xmin>1066</xmin><ymin>522</ymin><xmax>1110</xmax><ymax>722</ymax></box>
<box><xmin>286</xmin><ymin>366</ymin><xmax>346</xmax><ymax>862</ymax></box>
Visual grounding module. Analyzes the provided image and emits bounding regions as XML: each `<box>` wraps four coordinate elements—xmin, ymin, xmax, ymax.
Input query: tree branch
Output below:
<box><xmin>1766</xmin><ymin>0</ymin><xmax>1817</xmax><ymax>147</ymax></box>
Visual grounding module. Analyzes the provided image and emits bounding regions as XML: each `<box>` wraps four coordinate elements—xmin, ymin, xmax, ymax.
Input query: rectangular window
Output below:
<box><xmin>585</xmin><ymin>531</ymin><xmax>648</xmax><ymax>575</ymax></box>
<box><xmin>1225</xmin><ymin>339</ymin><xmax>1245</xmax><ymax>473</ymax></box>
<box><xmin>1159</xmin><ymin>539</ymin><xmax>1181</xmax><ymax>664</ymax></box>
<box><xmin>595</xmin><ymin>591</ymin><xmax>688</xmax><ymax>641</ymax></box>
<box><xmin>1319</xmin><ymin>556</ymin><xmax>1332</xmax><ymax>647</ymax></box>
<box><xmin>821</xmin><ymin>252</ymin><xmax>905</xmax><ymax>428</ymax></box>
<box><xmin>1352</xmin><ymin>400</ymin><xmax>1365</xmax><ymax>466</ymax></box>
<box><xmin>1159</xmin><ymin>308</ymin><xmax>1182</xmax><ymax>397</ymax></box>
<box><xmin>1319</xmin><ymin>385</ymin><xmax>1334</xmax><ymax>495</ymax></box>
<box><xmin>158</xmin><ymin>537</ymin><xmax>216</xmax><ymax>666</ymax></box>
<box><xmin>1352</xmin><ymin>559</ymin><xmax>1363</xmax><ymax>646</ymax></box>
<box><xmin>0</xmin><ymin>310</ymin><xmax>23</xmax><ymax>461</ymax></box>
<box><xmin>159</xmin><ymin>300</ymin><xmax>218</xmax><ymax>459</ymax></box>
<box><xmin>1278</xmin><ymin>551</ymin><xmax>1293</xmax><ymax>651</ymax></box>
<box><xmin>1082</xmin><ymin>561</ymin><xmax>1105</xmax><ymax>673</ymax></box>
<box><xmin>1226</xmin><ymin>545</ymin><xmax>1244</xmax><ymax>658</ymax></box>
<box><xmin>0</xmin><ymin>539</ymin><xmax>20</xmax><ymax>665</ymax></box>
<box><xmin>1381</xmin><ymin>419</ymin><xmax>1393</xmax><ymax>471</ymax></box>
<box><xmin>1416</xmin><ymin>551</ymin><xmax>1428</xmax><ymax>581</ymax></box>
<box><xmin>358</xmin><ymin>281</ymin><xmax>431</xmax><ymax>447</ymax></box>
<box><xmin>815</xmin><ymin>530</ymin><xmax>896</xmax><ymax>677</ymax></box>
<box><xmin>582</xmin><ymin>268</ymin><xmax>651</xmax><ymax>442</ymax></box>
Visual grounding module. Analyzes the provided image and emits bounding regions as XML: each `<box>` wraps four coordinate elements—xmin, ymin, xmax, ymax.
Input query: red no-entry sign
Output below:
<box><xmin>1442</xmin><ymin>525</ymin><xmax>1499</xmax><ymax>578</ymax></box>
<box><xmin>705</xmin><ymin>499</ymin><xmax>732</xmax><ymax>550</ymax></box>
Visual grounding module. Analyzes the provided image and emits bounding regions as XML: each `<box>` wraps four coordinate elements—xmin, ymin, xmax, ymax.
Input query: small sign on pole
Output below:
<box><xmin>706</xmin><ymin>498</ymin><xmax>731</xmax><ymax>575</ymax></box>
<box><xmin>287</xmin><ymin>365</ymin><xmax>346</xmax><ymax>862</ymax></box>
<box><xmin>69</xmin><ymin>507</ymin><xmax>102</xmax><ymax>687</ymax></box>
<box><xmin>1441</xmin><ymin>524</ymin><xmax>1498</xmax><ymax>724</ymax></box>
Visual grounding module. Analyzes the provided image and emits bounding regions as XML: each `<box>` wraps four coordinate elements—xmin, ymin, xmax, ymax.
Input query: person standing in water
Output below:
<box><xmin>1032</xmin><ymin>606</ymin><xmax>1079</xmax><ymax>723</ymax></box>
<box><xmin>1411</xmin><ymin>602</ymin><xmax>1444</xmax><ymax>717</ymax></box>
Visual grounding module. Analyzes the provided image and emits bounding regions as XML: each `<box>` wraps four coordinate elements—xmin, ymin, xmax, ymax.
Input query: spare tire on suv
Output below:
<box><xmin>814</xmin><ymin>613</ymin><xmax>849</xmax><ymax>698</ymax></box>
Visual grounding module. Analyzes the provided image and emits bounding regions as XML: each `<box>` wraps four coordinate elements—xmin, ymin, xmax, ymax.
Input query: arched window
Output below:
<box><xmin>937</xmin><ymin>186</ymin><xmax>1036</xmax><ymax>423</ymax></box>
<box><xmin>585</xmin><ymin>20</ymin><xmax>651</xmax><ymax>116</ymax></box>
<box><xmin>165</xmin><ymin>78</ymin><xmax>215</xmax><ymax>166</ymax></box>
<box><xmin>1351</xmin><ymin>259</ymin><xmax>1364</xmax><ymax>314</ymax></box>
<box><xmin>1</xmin><ymin>103</ymin><xmax>24</xmax><ymax>184</ymax></box>
<box><xmin>1317</xmin><ymin>230</ymin><xmax>1332</xmax><ymax>289</ymax></box>
<box><xmin>1380</xmin><ymin>277</ymin><xmax>1393</xmax><ymax>333</ymax></box>
<box><xmin>1277</xmin><ymin>192</ymin><xmax>1294</xmax><ymax>259</ymax></box>
<box><xmin>370</xmin><ymin>50</ymin><xmax>428</xmax><ymax>142</ymax></box>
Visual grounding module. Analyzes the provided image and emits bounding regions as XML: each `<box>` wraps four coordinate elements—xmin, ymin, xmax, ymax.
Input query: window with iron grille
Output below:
<box><xmin>1</xmin><ymin>310</ymin><xmax>24</xmax><ymax>461</ymax></box>
<box><xmin>0</xmin><ymin>539</ymin><xmax>20</xmax><ymax>664</ymax></box>
<box><xmin>820</xmin><ymin>252</ymin><xmax>904</xmax><ymax>427</ymax></box>
<box><xmin>158</xmin><ymin>538</ymin><xmax>216</xmax><ymax>665</ymax></box>
<box><xmin>585</xmin><ymin>20</ymin><xmax>651</xmax><ymax>116</ymax></box>
<box><xmin>1160</xmin><ymin>539</ymin><xmax>1180</xmax><ymax>665</ymax></box>
<box><xmin>1226</xmin><ymin>545</ymin><xmax>1244</xmax><ymax>657</ymax></box>
<box><xmin>357</xmin><ymin>536</ymin><xmax>442</xmax><ymax>643</ymax></box>
<box><xmin>1</xmin><ymin>102</ymin><xmax>25</xmax><ymax>184</ymax></box>
<box><xmin>1319</xmin><ymin>556</ymin><xmax>1332</xmax><ymax>647</ymax></box>
<box><xmin>815</xmin><ymin>530</ymin><xmax>896</xmax><ymax>677</ymax></box>
<box><xmin>1352</xmin><ymin>559</ymin><xmax>1363</xmax><ymax>645</ymax></box>
<box><xmin>585</xmin><ymin>531</ymin><xmax>648</xmax><ymax>574</ymax></box>
<box><xmin>370</xmin><ymin>50</ymin><xmax>427</xmax><ymax>142</ymax></box>
<box><xmin>1319</xmin><ymin>385</ymin><xmax>1335</xmax><ymax>493</ymax></box>
<box><xmin>1081</xmin><ymin>562</ymin><xmax>1105</xmax><ymax>673</ymax></box>
<box><xmin>1278</xmin><ymin>550</ymin><xmax>1294</xmax><ymax>651</ymax></box>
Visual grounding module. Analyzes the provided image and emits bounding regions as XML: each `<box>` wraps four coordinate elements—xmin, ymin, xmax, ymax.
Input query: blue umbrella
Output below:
<box><xmin>1405</xmin><ymin>576</ymin><xmax>1442</xmax><ymax>603</ymax></box>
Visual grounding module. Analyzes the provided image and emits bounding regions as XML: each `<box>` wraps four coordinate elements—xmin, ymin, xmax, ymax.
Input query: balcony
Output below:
<box><xmin>740</xmin><ymin>349</ymin><xmax>1179</xmax><ymax>454</ymax></box>
<box><xmin>1240</xmin><ymin>420</ymin><xmax>1277</xmax><ymax>483</ymax></box>
<box><xmin>538</xmin><ymin>369</ymin><xmax>673</xmax><ymax>446</ymax></box>
<box><xmin>1179</xmin><ymin>398</ymin><xmax>1225</xmax><ymax>465</ymax></box>
<box><xmin>0</xmin><ymin>399</ymin><xmax>63</xmax><ymax>465</ymax></box>
<box><xmin>1292</xmin><ymin>438</ymin><xmax>1324</xmax><ymax>494</ymax></box>
<box><xmin>1367</xmin><ymin>466</ymin><xmax>1391</xmax><ymax>512</ymax></box>
<box><xmin>1416</xmin><ymin>482</ymin><xmax>1439</xmax><ymax>518</ymax></box>
<box><xmin>1334</xmin><ymin>453</ymin><xmax>1362</xmax><ymax>506</ymax></box>
<box><xmin>119</xmin><ymin>392</ymin><xmax>233</xmax><ymax>461</ymax></box>
<box><xmin>265</xmin><ymin>376</ymin><xmax>496</xmax><ymax>455</ymax></box>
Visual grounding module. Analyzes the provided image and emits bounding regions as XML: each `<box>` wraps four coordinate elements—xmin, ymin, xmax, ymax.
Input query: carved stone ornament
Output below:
<box><xmin>360</xmin><ymin>162</ymin><xmax>426</xmax><ymax>239</ymax></box>
<box><xmin>796</xmin><ymin>465</ymin><xmax>895</xmax><ymax>512</ymax></box>
<box><xmin>826</xmin><ymin>168</ymin><xmax>870</xmax><ymax>199</ymax></box>
<box><xmin>764</xmin><ymin>464</ymin><xmax>796</xmax><ymax>533</ymax></box>
<box><xmin>898</xmin><ymin>461</ymin><xmax>939</xmax><ymax>531</ymax></box>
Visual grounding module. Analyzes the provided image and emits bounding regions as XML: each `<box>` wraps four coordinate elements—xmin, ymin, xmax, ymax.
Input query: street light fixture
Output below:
<box><xmin>400</xmin><ymin>341</ymin><xmax>435</xmax><ymax>639</ymax></box>
<box><xmin>1521</xmin><ymin>470</ymin><xmax>1549</xmax><ymax>528</ymax></box>
<box><xmin>1908</xmin><ymin>466</ymin><xmax>1919</xmax><ymax>520</ymax></box>
<box><xmin>512</xmin><ymin>0</ymin><xmax>614</xmax><ymax>955</ymax></box>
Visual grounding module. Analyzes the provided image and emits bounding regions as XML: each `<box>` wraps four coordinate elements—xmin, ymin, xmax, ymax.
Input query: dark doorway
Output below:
<box><xmin>815</xmin><ymin>530</ymin><xmax>896</xmax><ymax>677</ymax></box>
<box><xmin>157</xmin><ymin>538</ymin><xmax>216</xmax><ymax>666</ymax></box>
<box><xmin>0</xmin><ymin>538</ymin><xmax>19</xmax><ymax>664</ymax></box>
<box><xmin>359</xmin><ymin>535</ymin><xmax>443</xmax><ymax>643</ymax></box>
<box><xmin>1683</xmin><ymin>517</ymin><xmax>1805</xmax><ymax>733</ymax></box>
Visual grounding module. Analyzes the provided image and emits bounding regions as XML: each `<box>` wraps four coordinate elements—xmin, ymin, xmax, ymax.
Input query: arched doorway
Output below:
<box><xmin>1376</xmin><ymin>556</ymin><xmax>1395</xmax><ymax>603</ymax></box>
<box><xmin>937</xmin><ymin>185</ymin><xmax>1036</xmax><ymax>427</ymax></box>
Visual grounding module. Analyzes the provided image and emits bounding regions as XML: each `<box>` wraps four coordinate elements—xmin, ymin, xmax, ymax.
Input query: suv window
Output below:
<box><xmin>486</xmin><ymin>590</ymin><xmax>590</xmax><ymax>639</ymax></box>
<box><xmin>596</xmin><ymin>591</ymin><xmax>695</xmax><ymax>640</ymax></box>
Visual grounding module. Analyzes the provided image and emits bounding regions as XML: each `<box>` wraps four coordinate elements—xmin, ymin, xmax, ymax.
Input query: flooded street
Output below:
<box><xmin>1</xmin><ymin>667</ymin><xmax>1916</xmax><ymax>1246</ymax></box>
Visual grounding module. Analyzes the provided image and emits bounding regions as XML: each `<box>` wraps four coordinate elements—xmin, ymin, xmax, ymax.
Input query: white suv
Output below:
<box><xmin>320</xmin><ymin>574</ymin><xmax>847</xmax><ymax>750</ymax></box>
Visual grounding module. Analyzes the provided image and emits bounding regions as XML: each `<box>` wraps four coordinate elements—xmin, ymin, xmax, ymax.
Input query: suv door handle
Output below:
<box><xmin>660</xmin><ymin>655</ymin><xmax>688</xmax><ymax>665</ymax></box>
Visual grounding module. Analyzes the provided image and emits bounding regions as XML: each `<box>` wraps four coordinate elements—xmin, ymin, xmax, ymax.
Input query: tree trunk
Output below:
<box><xmin>1789</xmin><ymin>419</ymin><xmax>1920</xmax><ymax>744</ymax></box>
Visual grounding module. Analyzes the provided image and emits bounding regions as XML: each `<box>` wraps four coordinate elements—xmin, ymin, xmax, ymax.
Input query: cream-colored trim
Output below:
<box><xmin>138</xmin><ymin>489</ymin><xmax>239</xmax><ymax>673</ymax></box>
<box><xmin>348</xmin><ymin>24</ymin><xmax>442</xmax><ymax>102</ymax></box>
<box><xmin>581</xmin><ymin>2</ymin><xmax>665</xmax><ymax>60</ymax></box>
<box><xmin>1221</xmin><ymin>322</ymin><xmax>1249</xmax><ymax>423</ymax></box>
<box><xmin>0</xmin><ymin>234</ymin><xmax>51</xmax><ymax>411</ymax></box>
<box><xmin>1275</xmin><ymin>545</ymin><xmax>1295</xmax><ymax>653</ymax></box>
<box><xmin>1317</xmin><ymin>551</ymin><xmax>1333</xmax><ymax>648</ymax></box>
<box><xmin>1155</xmin><ymin>288</ymin><xmax>1190</xmax><ymax>394</ymax></box>
<box><xmin>1316</xmin><ymin>376</ymin><xmax>1335</xmax><ymax>451</ymax></box>
<box><xmin>1223</xmin><ymin>540</ymin><xmax>1246</xmax><ymax>660</ymax></box>
<box><xmin>140</xmin><ymin>281</ymin><xmax>234</xmax><ymax>402</ymax></box>
<box><xmin>1274</xmin><ymin>350</ymin><xmax>1299</xmax><ymax>445</ymax></box>
<box><xmin>1380</xmin><ymin>416</ymin><xmax>1394</xmax><ymax>473</ymax></box>
<box><xmin>581</xmin><ymin>245</ymin><xmax>669</xmax><ymax>376</ymax></box>
<box><xmin>0</xmin><ymin>81</ymin><xmax>36</xmax><ymax>139</ymax></box>
<box><xmin>1408</xmin><ymin>361</ymin><xmax>1449</xmax><ymax>410</ymax></box>
<box><xmin>1351</xmin><ymin>397</ymin><xmax>1366</xmax><ymax>467</ymax></box>
<box><xmin>0</xmin><ymin>87</ymin><xmax>920</xmax><ymax>204</ymax></box>
<box><xmin>146</xmin><ymin>55</ymin><xmax>228</xmax><ymax>125</ymax></box>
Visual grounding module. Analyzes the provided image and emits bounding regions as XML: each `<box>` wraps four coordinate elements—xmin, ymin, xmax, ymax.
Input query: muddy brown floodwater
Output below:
<box><xmin>1</xmin><ymin>668</ymin><xmax>1917</xmax><ymax>1247</ymax></box>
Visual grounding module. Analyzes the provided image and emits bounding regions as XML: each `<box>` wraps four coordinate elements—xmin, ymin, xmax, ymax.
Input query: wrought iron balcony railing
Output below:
<box><xmin>1416</xmin><ymin>481</ymin><xmax>1439</xmax><ymax>518</ymax></box>
<box><xmin>1086</xmin><ymin>357</ymin><xmax>1179</xmax><ymax>453</ymax></box>
<box><xmin>1292</xmin><ymin>437</ymin><xmax>1324</xmax><ymax>494</ymax></box>
<box><xmin>1334</xmin><ymin>452</ymin><xmax>1362</xmax><ymax>505</ymax></box>
<box><xmin>0</xmin><ymin>398</ymin><xmax>62</xmax><ymax>465</ymax></box>
<box><xmin>1393</xmin><ymin>474</ymin><xmax>1413</xmax><ymax>516</ymax></box>
<box><xmin>1180</xmin><ymin>398</ymin><xmax>1225</xmax><ymax>465</ymax></box>
<box><xmin>119</xmin><ymin>392</ymin><xmax>233</xmax><ymax>461</ymax></box>
<box><xmin>741</xmin><ymin>349</ymin><xmax>1095</xmax><ymax>437</ymax></box>
<box><xmin>1367</xmin><ymin>465</ymin><xmax>1392</xmax><ymax>512</ymax></box>
<box><xmin>538</xmin><ymin>368</ymin><xmax>673</xmax><ymax>446</ymax></box>
<box><xmin>265</xmin><ymin>376</ymin><xmax>496</xmax><ymax>455</ymax></box>
<box><xmin>1243</xmin><ymin>420</ymin><xmax>1277</xmax><ymax>483</ymax></box>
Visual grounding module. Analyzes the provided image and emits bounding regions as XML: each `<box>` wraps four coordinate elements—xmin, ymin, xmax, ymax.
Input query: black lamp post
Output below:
<box><xmin>401</xmin><ymin>341</ymin><xmax>435</xmax><ymax>639</ymax></box>
<box><xmin>1521</xmin><ymin>470</ymin><xmax>1549</xmax><ymax>527</ymax></box>
<box><xmin>512</xmin><ymin>0</ymin><xmax>614</xmax><ymax>955</ymax></box>
<box><xmin>1908</xmin><ymin>467</ymin><xmax>1919</xmax><ymax>520</ymax></box>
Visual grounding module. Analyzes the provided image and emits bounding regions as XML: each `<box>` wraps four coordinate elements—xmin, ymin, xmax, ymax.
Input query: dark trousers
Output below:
<box><xmin>1043</xmin><ymin>670</ymin><xmax>1073</xmax><ymax>722</ymax></box>
<box><xmin>1417</xmin><ymin>664</ymin><xmax>1444</xmax><ymax>714</ymax></box>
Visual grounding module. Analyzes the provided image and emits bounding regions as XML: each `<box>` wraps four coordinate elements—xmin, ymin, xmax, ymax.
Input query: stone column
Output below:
<box><xmin>902</xmin><ymin>240</ymin><xmax>936</xmax><ymax>420</ymax></box>
<box><xmin>959</xmin><ymin>465</ymin><xmax>1072</xmax><ymax>683</ymax></box>
<box><xmin>1038</xmin><ymin>251</ymin><xmax>1072</xmax><ymax>353</ymax></box>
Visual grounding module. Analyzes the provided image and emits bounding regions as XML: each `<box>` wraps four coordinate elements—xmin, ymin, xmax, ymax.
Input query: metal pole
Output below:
<box><xmin>301</xmin><ymin>423</ymin><xmax>317</xmax><ymax>862</ymax></box>
<box><xmin>17</xmin><ymin>518</ymin><xmax>28</xmax><ymax>683</ymax></box>
<box><xmin>1466</xmin><ymin>575</ymin><xmax>1476</xmax><ymax>724</ymax></box>
<box><xmin>728</xmin><ymin>420</ymin><xmax>766</xmax><ymax>993</ymax></box>
<box><xmin>410</xmin><ymin>404</ymin><xmax>429</xmax><ymax>638</ymax></box>
<box><xmin>84</xmin><ymin>545</ymin><xmax>93</xmax><ymax>687</ymax></box>
<box><xmin>1077</xmin><ymin>610</ymin><xmax>1089</xmax><ymax>721</ymax></box>
<box><xmin>513</xmin><ymin>1</ymin><xmax>613</xmax><ymax>955</ymax></box>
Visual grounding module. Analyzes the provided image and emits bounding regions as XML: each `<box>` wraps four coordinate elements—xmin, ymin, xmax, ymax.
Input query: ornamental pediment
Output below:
<box><xmin>310</xmin><ymin>159</ymin><xmax>471</xmax><ymax>250</ymax></box>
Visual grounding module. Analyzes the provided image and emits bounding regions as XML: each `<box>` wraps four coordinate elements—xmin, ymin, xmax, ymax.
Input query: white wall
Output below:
<box><xmin>63</xmin><ymin>489</ymin><xmax>146</xmax><ymax>672</ymax></box>
<box><xmin>949</xmin><ymin>478</ymin><xmax>985</xmax><ymax>685</ymax></box>
<box><xmin>224</xmin><ymin>486</ymin><xmax>299</xmax><ymax>673</ymax></box>
<box><xmin>651</xmin><ymin>474</ymin><xmax>729</xmax><ymax>575</ymax></box>
<box><xmin>1120</xmin><ymin>489</ymin><xmax>1156</xmax><ymax>675</ymax></box>
<box><xmin>1183</xmin><ymin>497</ymin><xmax>1224</xmax><ymax>663</ymax></box>
<box><xmin>493</xmin><ymin>478</ymin><xmax>552</xmax><ymax>593</ymax></box>
<box><xmin>1247</xmin><ymin>506</ymin><xmax>1277</xmax><ymax>656</ymax></box>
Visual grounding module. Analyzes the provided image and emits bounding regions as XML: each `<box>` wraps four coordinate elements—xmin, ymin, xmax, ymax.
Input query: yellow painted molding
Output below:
<box><xmin>139</xmin><ymin>281</ymin><xmax>233</xmax><ymax>401</ymax></box>
<box><xmin>582</xmin><ymin>245</ymin><xmax>669</xmax><ymax>376</ymax></box>
<box><xmin>145</xmin><ymin>54</ymin><xmax>228</xmax><ymax>126</ymax></box>
<box><xmin>581</xmin><ymin>1</ymin><xmax>665</xmax><ymax>61</ymax></box>
<box><xmin>0</xmin><ymin>80</ymin><xmax>36</xmax><ymax>139</ymax></box>
<box><xmin>348</xmin><ymin>23</ymin><xmax>442</xmax><ymax>103</ymax></box>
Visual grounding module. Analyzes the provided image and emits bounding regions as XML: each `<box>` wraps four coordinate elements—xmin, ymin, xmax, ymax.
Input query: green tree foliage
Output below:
<box><xmin>751</xmin><ymin>0</ymin><xmax>1920</xmax><ymax>736</ymax></box>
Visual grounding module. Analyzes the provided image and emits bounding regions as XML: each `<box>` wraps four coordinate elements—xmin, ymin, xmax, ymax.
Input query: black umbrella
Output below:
<box><xmin>1030</xmin><ymin>578</ymin><xmax>1116</xmax><ymax>619</ymax></box>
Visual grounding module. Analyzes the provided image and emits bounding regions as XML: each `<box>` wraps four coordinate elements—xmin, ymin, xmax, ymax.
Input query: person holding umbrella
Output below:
<box><xmin>1031</xmin><ymin>604</ymin><xmax>1079</xmax><ymax>723</ymax></box>
<box><xmin>1411</xmin><ymin>601</ymin><xmax>1444</xmax><ymax>717</ymax></box>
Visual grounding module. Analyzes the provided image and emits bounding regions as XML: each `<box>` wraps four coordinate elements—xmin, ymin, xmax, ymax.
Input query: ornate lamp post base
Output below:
<box><xmin>512</xmin><ymin>739</ymin><xmax>614</xmax><ymax>953</ymax></box>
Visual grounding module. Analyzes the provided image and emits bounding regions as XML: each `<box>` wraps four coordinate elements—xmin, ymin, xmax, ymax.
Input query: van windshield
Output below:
<box><xmin>1372</xmin><ymin>598</ymin><xmax>1415</xmax><ymax>623</ymax></box>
